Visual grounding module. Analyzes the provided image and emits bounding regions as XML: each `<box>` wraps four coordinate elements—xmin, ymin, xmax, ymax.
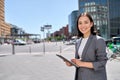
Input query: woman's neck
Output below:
<box><xmin>83</xmin><ymin>33</ymin><xmax>91</xmax><ymax>38</ymax></box>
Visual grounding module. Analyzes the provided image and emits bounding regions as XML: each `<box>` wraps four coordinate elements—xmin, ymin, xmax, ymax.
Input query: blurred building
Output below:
<box><xmin>59</xmin><ymin>25</ymin><xmax>68</xmax><ymax>37</ymax></box>
<box><xmin>51</xmin><ymin>25</ymin><xmax>69</xmax><ymax>39</ymax></box>
<box><xmin>9</xmin><ymin>24</ymin><xmax>25</xmax><ymax>37</ymax></box>
<box><xmin>0</xmin><ymin>0</ymin><xmax>11</xmax><ymax>43</ymax></box>
<box><xmin>78</xmin><ymin>0</ymin><xmax>120</xmax><ymax>39</ymax></box>
<box><xmin>108</xmin><ymin>0</ymin><xmax>120</xmax><ymax>37</ymax></box>
<box><xmin>69</xmin><ymin>0</ymin><xmax>120</xmax><ymax>40</ymax></box>
<box><xmin>68</xmin><ymin>10</ymin><xmax>79</xmax><ymax>37</ymax></box>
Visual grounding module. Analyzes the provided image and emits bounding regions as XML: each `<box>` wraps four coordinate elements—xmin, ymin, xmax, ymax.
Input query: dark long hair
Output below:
<box><xmin>77</xmin><ymin>12</ymin><xmax>97</xmax><ymax>38</ymax></box>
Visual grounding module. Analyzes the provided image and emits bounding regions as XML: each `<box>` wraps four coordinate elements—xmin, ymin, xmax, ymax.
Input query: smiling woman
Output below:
<box><xmin>64</xmin><ymin>12</ymin><xmax>108</xmax><ymax>80</ymax></box>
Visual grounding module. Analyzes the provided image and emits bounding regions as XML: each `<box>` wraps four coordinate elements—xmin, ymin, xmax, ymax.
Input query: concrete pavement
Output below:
<box><xmin>0</xmin><ymin>44</ymin><xmax>120</xmax><ymax>80</ymax></box>
<box><xmin>0</xmin><ymin>53</ymin><xmax>76</xmax><ymax>80</ymax></box>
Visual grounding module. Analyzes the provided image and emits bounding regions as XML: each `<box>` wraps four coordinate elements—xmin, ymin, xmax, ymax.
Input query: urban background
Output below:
<box><xmin>0</xmin><ymin>0</ymin><xmax>120</xmax><ymax>44</ymax></box>
<box><xmin>0</xmin><ymin>0</ymin><xmax>120</xmax><ymax>80</ymax></box>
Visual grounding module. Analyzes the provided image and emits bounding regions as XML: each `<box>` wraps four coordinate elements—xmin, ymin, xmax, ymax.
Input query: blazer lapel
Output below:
<box><xmin>81</xmin><ymin>35</ymin><xmax>93</xmax><ymax>60</ymax></box>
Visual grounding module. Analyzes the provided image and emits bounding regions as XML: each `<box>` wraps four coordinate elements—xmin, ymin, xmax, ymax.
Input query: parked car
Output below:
<box><xmin>69</xmin><ymin>39</ymin><xmax>76</xmax><ymax>45</ymax></box>
<box><xmin>112</xmin><ymin>37</ymin><xmax>120</xmax><ymax>45</ymax></box>
<box><xmin>12</xmin><ymin>39</ymin><xmax>27</xmax><ymax>45</ymax></box>
<box><xmin>32</xmin><ymin>38</ymin><xmax>41</xmax><ymax>43</ymax></box>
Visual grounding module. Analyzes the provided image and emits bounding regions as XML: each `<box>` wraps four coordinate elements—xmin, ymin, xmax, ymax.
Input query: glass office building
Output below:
<box><xmin>68</xmin><ymin>10</ymin><xmax>79</xmax><ymax>37</ymax></box>
<box><xmin>108</xmin><ymin>0</ymin><xmax>120</xmax><ymax>37</ymax></box>
<box><xmin>78</xmin><ymin>0</ymin><xmax>120</xmax><ymax>39</ymax></box>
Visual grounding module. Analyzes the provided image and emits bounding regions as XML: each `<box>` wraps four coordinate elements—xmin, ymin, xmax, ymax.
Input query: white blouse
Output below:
<box><xmin>78</xmin><ymin>37</ymin><xmax>88</xmax><ymax>59</ymax></box>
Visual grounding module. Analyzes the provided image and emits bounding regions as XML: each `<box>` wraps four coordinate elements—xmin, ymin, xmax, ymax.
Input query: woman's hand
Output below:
<box><xmin>71</xmin><ymin>59</ymin><xmax>94</xmax><ymax>68</ymax></box>
<box><xmin>64</xmin><ymin>61</ymin><xmax>72</xmax><ymax>66</ymax></box>
<box><xmin>71</xmin><ymin>59</ymin><xmax>82</xmax><ymax>67</ymax></box>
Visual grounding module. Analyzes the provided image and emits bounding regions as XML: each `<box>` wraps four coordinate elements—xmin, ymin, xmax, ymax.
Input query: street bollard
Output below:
<box><xmin>60</xmin><ymin>46</ymin><xmax>62</xmax><ymax>53</ymax></box>
<box><xmin>12</xmin><ymin>44</ymin><xmax>15</xmax><ymax>55</ymax></box>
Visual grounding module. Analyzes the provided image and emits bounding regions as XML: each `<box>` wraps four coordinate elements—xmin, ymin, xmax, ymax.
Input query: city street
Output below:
<box><xmin>0</xmin><ymin>42</ymin><xmax>120</xmax><ymax>80</ymax></box>
<box><xmin>0</xmin><ymin>41</ymin><xmax>74</xmax><ymax>55</ymax></box>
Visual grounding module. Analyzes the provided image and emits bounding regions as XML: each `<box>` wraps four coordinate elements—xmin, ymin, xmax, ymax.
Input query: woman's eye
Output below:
<box><xmin>78</xmin><ymin>22</ymin><xmax>82</xmax><ymax>25</ymax></box>
<box><xmin>85</xmin><ymin>21</ymin><xmax>88</xmax><ymax>24</ymax></box>
<box><xmin>78</xmin><ymin>21</ymin><xmax>89</xmax><ymax>25</ymax></box>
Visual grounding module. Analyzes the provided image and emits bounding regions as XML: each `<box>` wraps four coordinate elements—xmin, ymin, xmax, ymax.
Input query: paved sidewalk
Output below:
<box><xmin>0</xmin><ymin>53</ymin><xmax>75</xmax><ymax>80</ymax></box>
<box><xmin>0</xmin><ymin>52</ymin><xmax>120</xmax><ymax>80</ymax></box>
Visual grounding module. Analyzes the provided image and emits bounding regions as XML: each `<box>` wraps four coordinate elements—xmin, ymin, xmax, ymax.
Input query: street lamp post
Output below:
<box><xmin>41</xmin><ymin>27</ymin><xmax>45</xmax><ymax>55</ymax></box>
<box><xmin>40</xmin><ymin>25</ymin><xmax>52</xmax><ymax>55</ymax></box>
<box><xmin>44</xmin><ymin>25</ymin><xmax>52</xmax><ymax>39</ymax></box>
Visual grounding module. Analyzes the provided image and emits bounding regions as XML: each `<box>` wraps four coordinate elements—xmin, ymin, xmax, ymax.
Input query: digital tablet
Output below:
<box><xmin>56</xmin><ymin>54</ymin><xmax>79</xmax><ymax>68</ymax></box>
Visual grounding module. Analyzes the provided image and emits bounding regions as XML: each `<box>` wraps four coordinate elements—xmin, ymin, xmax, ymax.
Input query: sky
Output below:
<box><xmin>5</xmin><ymin>0</ymin><xmax>78</xmax><ymax>38</ymax></box>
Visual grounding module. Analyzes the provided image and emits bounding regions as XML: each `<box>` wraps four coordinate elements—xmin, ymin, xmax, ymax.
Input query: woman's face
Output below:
<box><xmin>78</xmin><ymin>16</ymin><xmax>93</xmax><ymax>37</ymax></box>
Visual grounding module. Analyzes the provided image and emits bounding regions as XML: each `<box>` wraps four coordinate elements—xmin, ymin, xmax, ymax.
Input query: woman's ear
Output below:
<box><xmin>90</xmin><ymin>22</ymin><xmax>93</xmax><ymax>27</ymax></box>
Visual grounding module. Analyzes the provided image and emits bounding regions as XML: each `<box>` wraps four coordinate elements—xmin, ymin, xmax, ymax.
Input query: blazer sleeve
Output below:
<box><xmin>92</xmin><ymin>38</ymin><xmax>108</xmax><ymax>71</ymax></box>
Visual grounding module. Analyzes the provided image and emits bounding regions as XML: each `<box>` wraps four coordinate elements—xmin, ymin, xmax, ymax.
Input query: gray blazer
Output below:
<box><xmin>75</xmin><ymin>34</ymin><xmax>108</xmax><ymax>80</ymax></box>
